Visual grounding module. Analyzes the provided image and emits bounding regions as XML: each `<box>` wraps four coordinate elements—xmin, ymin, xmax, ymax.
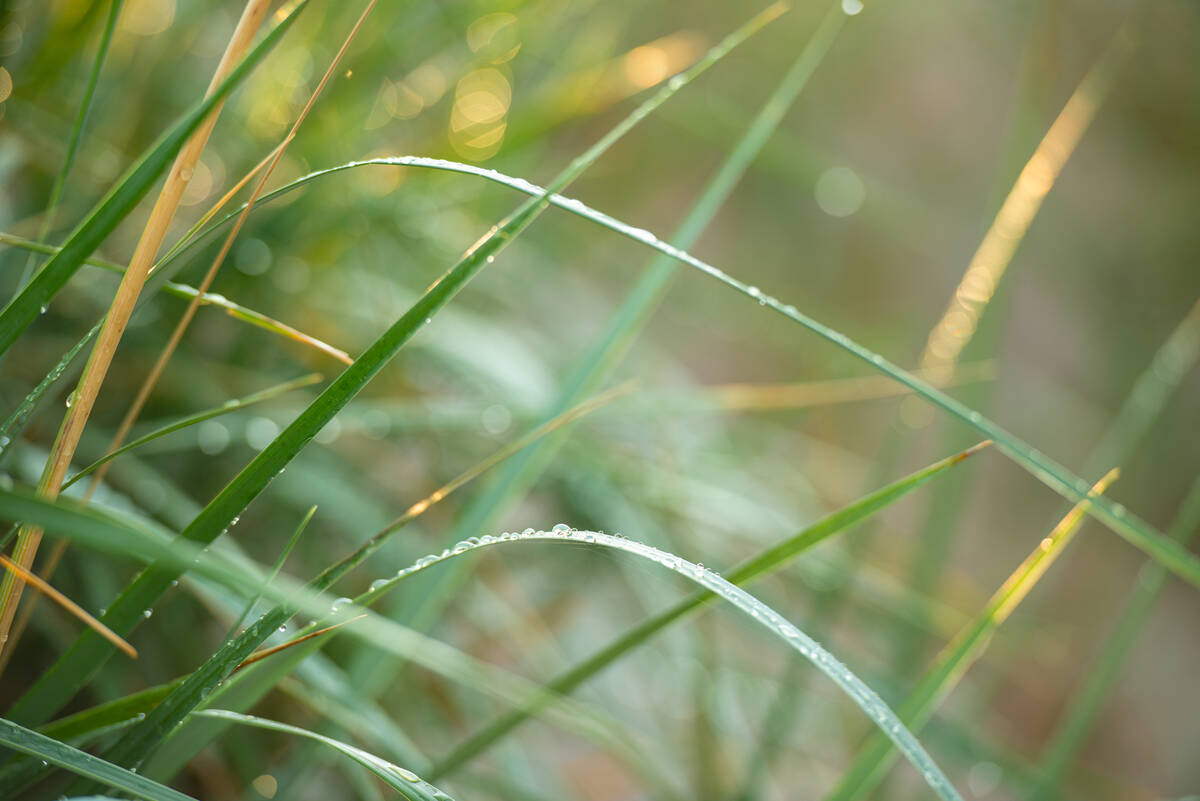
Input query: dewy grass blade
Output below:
<box><xmin>58</xmin><ymin>384</ymin><xmax>627</xmax><ymax>788</ymax></box>
<box><xmin>1029</xmin><ymin>473</ymin><xmax>1200</xmax><ymax>801</ymax></box>
<box><xmin>208</xmin><ymin>156</ymin><xmax>1200</xmax><ymax>591</ymax></box>
<box><xmin>431</xmin><ymin>443</ymin><xmax>988</xmax><ymax>778</ymax></box>
<box><xmin>0</xmin><ymin>0</ymin><xmax>308</xmax><ymax>356</ymax></box>
<box><xmin>1</xmin><ymin>2</ymin><xmax>784</xmax><ymax>732</ymax></box>
<box><xmin>193</xmin><ymin>710</ymin><xmax>451</xmax><ymax>801</ymax></box>
<box><xmin>823</xmin><ymin>469</ymin><xmax>1119</xmax><ymax>801</ymax></box>
<box><xmin>226</xmin><ymin>505</ymin><xmax>317</xmax><ymax>639</ymax></box>
<box><xmin>0</xmin><ymin>232</ymin><xmax>352</xmax><ymax>363</ymax></box>
<box><xmin>0</xmin><ymin>718</ymin><xmax>195</xmax><ymax>801</ymax></box>
<box><xmin>0</xmin><ymin>0</ymin><xmax>283</xmax><ymax>665</ymax></box>
<box><xmin>0</xmin><ymin>488</ymin><xmax>685</xmax><ymax>800</ymax></box>
<box><xmin>60</xmin><ymin>373</ymin><xmax>323</xmax><ymax>490</ymax></box>
<box><xmin>0</xmin><ymin>485</ymin><xmax>964</xmax><ymax>801</ymax></box>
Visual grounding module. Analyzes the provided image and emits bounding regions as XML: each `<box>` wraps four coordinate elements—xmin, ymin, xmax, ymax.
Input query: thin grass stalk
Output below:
<box><xmin>98</xmin><ymin>0</ymin><xmax>378</xmax><ymax>511</ymax></box>
<box><xmin>823</xmin><ymin>469</ymin><xmax>1119</xmax><ymax>801</ymax></box>
<box><xmin>15</xmin><ymin>0</ymin><xmax>123</xmax><ymax>290</ymax></box>
<box><xmin>0</xmin><ymin>0</ymin><xmax>273</xmax><ymax>659</ymax></box>
<box><xmin>1028</xmin><ymin>474</ymin><xmax>1200</xmax><ymax>800</ymax></box>
<box><xmin>3</xmin><ymin>3</ymin><xmax>784</xmax><ymax>734</ymax></box>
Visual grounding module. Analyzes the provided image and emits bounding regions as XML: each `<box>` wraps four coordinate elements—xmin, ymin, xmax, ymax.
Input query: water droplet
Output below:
<box><xmin>278</xmin><ymin>624</ymin><xmax>288</xmax><ymax>633</ymax></box>
<box><xmin>39</xmin><ymin>305</ymin><xmax>48</xmax><ymax>315</ymax></box>
<box><xmin>552</xmin><ymin>523</ymin><xmax>571</xmax><ymax>533</ymax></box>
<box><xmin>397</xmin><ymin>766</ymin><xmax>420</xmax><ymax>782</ymax></box>
<box><xmin>369</xmin><ymin>578</ymin><xmax>389</xmax><ymax>592</ymax></box>
<box><xmin>142</xmin><ymin>608</ymin><xmax>153</xmax><ymax>619</ymax></box>
<box><xmin>522</xmin><ymin>527</ymin><xmax>535</xmax><ymax>535</ymax></box>
<box><xmin>667</xmin><ymin>74</ymin><xmax>685</xmax><ymax>90</ymax></box>
<box><xmin>1111</xmin><ymin>503</ymin><xmax>1127</xmax><ymax>518</ymax></box>
<box><xmin>331</xmin><ymin>596</ymin><xmax>353</xmax><ymax>612</ymax></box>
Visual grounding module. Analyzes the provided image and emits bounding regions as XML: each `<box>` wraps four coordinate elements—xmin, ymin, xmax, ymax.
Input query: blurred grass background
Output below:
<box><xmin>1</xmin><ymin>0</ymin><xmax>1198</xmax><ymax>799</ymax></box>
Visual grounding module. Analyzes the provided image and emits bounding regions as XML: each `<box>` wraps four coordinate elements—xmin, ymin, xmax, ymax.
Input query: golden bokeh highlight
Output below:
<box><xmin>450</xmin><ymin>68</ymin><xmax>512</xmax><ymax>161</ymax></box>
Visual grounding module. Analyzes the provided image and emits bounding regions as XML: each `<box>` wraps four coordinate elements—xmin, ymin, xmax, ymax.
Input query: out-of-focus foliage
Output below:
<box><xmin>1</xmin><ymin>0</ymin><xmax>1198</xmax><ymax>799</ymax></box>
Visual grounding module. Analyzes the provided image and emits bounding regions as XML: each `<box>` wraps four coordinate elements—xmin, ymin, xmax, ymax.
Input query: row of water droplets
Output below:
<box><xmin>344</xmin><ymin>523</ymin><xmax>962</xmax><ymax>801</ymax></box>
<box><xmin>258</xmin><ymin>156</ymin><xmax>1112</xmax><ymax>528</ymax></box>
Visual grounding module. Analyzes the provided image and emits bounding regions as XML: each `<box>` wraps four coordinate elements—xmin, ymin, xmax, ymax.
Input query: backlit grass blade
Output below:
<box><xmin>823</xmin><ymin>469</ymin><xmax>1119</xmax><ymax>801</ymax></box>
<box><xmin>0</xmin><ymin>232</ymin><xmax>352</xmax><ymax>363</ymax></box>
<box><xmin>0</xmin><ymin>0</ymin><xmax>309</xmax><ymax>357</ymax></box>
<box><xmin>193</xmin><ymin>710</ymin><xmax>452</xmax><ymax>801</ymax></box>
<box><xmin>72</xmin><ymin>384</ymin><xmax>630</xmax><ymax>786</ymax></box>
<box><xmin>1</xmin><ymin>2</ymin><xmax>783</xmax><ymax>733</ymax></box>
<box><xmin>431</xmin><ymin>443</ymin><xmax>988</xmax><ymax>779</ymax></box>
<box><xmin>1029</xmin><ymin>473</ymin><xmax>1200</xmax><ymax>801</ymax></box>
<box><xmin>61</xmin><ymin>373</ymin><xmax>323</xmax><ymax>490</ymax></box>
<box><xmin>0</xmin><ymin>488</ymin><xmax>683</xmax><ymax>798</ymax></box>
<box><xmin>383</xmin><ymin>528</ymin><xmax>967</xmax><ymax>801</ymax></box>
<box><xmin>0</xmin><ymin>718</ymin><xmax>194</xmax><ymax>801</ymax></box>
<box><xmin>0</xmin><ymin>483</ymin><xmax>965</xmax><ymax>800</ymax></box>
<box><xmin>218</xmin><ymin>156</ymin><xmax>1200</xmax><ymax>591</ymax></box>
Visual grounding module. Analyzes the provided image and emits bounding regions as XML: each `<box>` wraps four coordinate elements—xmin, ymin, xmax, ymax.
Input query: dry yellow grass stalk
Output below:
<box><xmin>0</xmin><ymin>0</ymin><xmax>272</xmax><ymax>658</ymax></box>
<box><xmin>0</xmin><ymin>554</ymin><xmax>137</xmax><ymax>659</ymax></box>
<box><xmin>101</xmin><ymin>0</ymin><xmax>378</xmax><ymax>491</ymax></box>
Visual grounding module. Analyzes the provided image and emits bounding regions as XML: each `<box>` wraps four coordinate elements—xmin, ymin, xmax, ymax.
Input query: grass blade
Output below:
<box><xmin>14</xmin><ymin>0</ymin><xmax>123</xmax><ymax>289</ymax></box>
<box><xmin>0</xmin><ymin>553</ymin><xmax>135</xmax><ymax>659</ymax></box>
<box><xmin>1</xmin><ymin>1</ymin><xmax>783</xmax><ymax>732</ymax></box>
<box><xmin>60</xmin><ymin>373</ymin><xmax>323</xmax><ymax>490</ymax></box>
<box><xmin>193</xmin><ymin>709</ymin><xmax>451</xmax><ymax>801</ymax></box>
<box><xmin>0</xmin><ymin>487</ymin><xmax>683</xmax><ymax>798</ymax></box>
<box><xmin>1029</xmin><ymin>473</ymin><xmax>1200</xmax><ymax>800</ymax></box>
<box><xmin>823</xmin><ymin>469</ymin><xmax>1120</xmax><ymax>801</ymax></box>
<box><xmin>431</xmin><ymin>443</ymin><xmax>988</xmax><ymax>778</ymax></box>
<box><xmin>0</xmin><ymin>718</ymin><xmax>194</xmax><ymax>801</ymax></box>
<box><xmin>0</xmin><ymin>0</ymin><xmax>307</xmax><ymax>356</ymax></box>
<box><xmin>228</xmin><ymin>157</ymin><xmax>1200</xmax><ymax>591</ymax></box>
<box><xmin>0</xmin><ymin>232</ymin><xmax>352</xmax><ymax>363</ymax></box>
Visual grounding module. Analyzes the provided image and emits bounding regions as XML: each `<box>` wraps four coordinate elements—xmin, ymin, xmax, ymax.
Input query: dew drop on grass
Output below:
<box><xmin>552</xmin><ymin>522</ymin><xmax>571</xmax><ymax>533</ymax></box>
<box><xmin>368</xmin><ymin>578</ymin><xmax>389</xmax><ymax>592</ymax></box>
<box><xmin>142</xmin><ymin>608</ymin><xmax>152</xmax><ymax>619</ymax></box>
<box><xmin>331</xmin><ymin>597</ymin><xmax>353</xmax><ymax>612</ymax></box>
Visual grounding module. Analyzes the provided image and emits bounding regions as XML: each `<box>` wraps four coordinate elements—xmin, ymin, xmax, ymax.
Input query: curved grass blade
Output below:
<box><xmin>2</xmin><ymin>2</ymin><xmax>784</xmax><ymax>733</ymax></box>
<box><xmin>386</xmin><ymin>528</ymin><xmax>966</xmax><ymax>801</ymax></box>
<box><xmin>0</xmin><ymin>233</ymin><xmax>352</xmax><ymax>363</ymax></box>
<box><xmin>61</xmin><ymin>373</ymin><xmax>323</xmax><ymax>490</ymax></box>
<box><xmin>0</xmin><ymin>718</ymin><xmax>194</xmax><ymax>801</ymax></box>
<box><xmin>71</xmin><ymin>383</ymin><xmax>629</xmax><ymax>786</ymax></box>
<box><xmin>193</xmin><ymin>710</ymin><xmax>452</xmax><ymax>801</ymax></box>
<box><xmin>14</xmin><ymin>0</ymin><xmax>123</xmax><ymax>290</ymax></box>
<box><xmin>0</xmin><ymin>489</ymin><xmax>682</xmax><ymax>799</ymax></box>
<box><xmin>212</xmin><ymin>156</ymin><xmax>1200</xmax><ymax>590</ymax></box>
<box><xmin>1029</xmin><ymin>473</ymin><xmax>1200</xmax><ymax>801</ymax></box>
<box><xmin>823</xmin><ymin>469</ymin><xmax>1119</xmax><ymax>801</ymax></box>
<box><xmin>431</xmin><ymin>443</ymin><xmax>988</xmax><ymax>778</ymax></box>
<box><xmin>0</xmin><ymin>0</ymin><xmax>309</xmax><ymax>356</ymax></box>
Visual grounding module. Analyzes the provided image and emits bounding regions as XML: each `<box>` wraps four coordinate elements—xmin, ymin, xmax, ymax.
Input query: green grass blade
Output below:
<box><xmin>2</xmin><ymin>2</ymin><xmax>782</xmax><ymax>733</ymax></box>
<box><xmin>227</xmin><ymin>505</ymin><xmax>316</xmax><ymax>638</ymax></box>
<box><xmin>0</xmin><ymin>320</ymin><xmax>101</xmax><ymax>462</ymax></box>
<box><xmin>1029</xmin><ymin>473</ymin><xmax>1200</xmax><ymax>801</ymax></box>
<box><xmin>823</xmin><ymin>470</ymin><xmax>1118</xmax><ymax>801</ymax></box>
<box><xmin>222</xmin><ymin>156</ymin><xmax>1200</xmax><ymax>591</ymax></box>
<box><xmin>15</xmin><ymin>0</ymin><xmax>123</xmax><ymax>289</ymax></box>
<box><xmin>193</xmin><ymin>710</ymin><xmax>452</xmax><ymax>801</ymax></box>
<box><xmin>0</xmin><ymin>718</ymin><xmax>195</xmax><ymax>801</ymax></box>
<box><xmin>0</xmin><ymin>489</ymin><xmax>682</xmax><ymax>798</ymax></box>
<box><xmin>0</xmin><ymin>0</ymin><xmax>309</xmax><ymax>357</ymax></box>
<box><xmin>387</xmin><ymin>528</ymin><xmax>966</xmax><ymax>801</ymax></box>
<box><xmin>61</xmin><ymin>373</ymin><xmax>323</xmax><ymax>490</ymax></box>
<box><xmin>431</xmin><ymin>443</ymin><xmax>987</xmax><ymax>779</ymax></box>
<box><xmin>0</xmin><ymin>232</ymin><xmax>352</xmax><ymax>363</ymax></box>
